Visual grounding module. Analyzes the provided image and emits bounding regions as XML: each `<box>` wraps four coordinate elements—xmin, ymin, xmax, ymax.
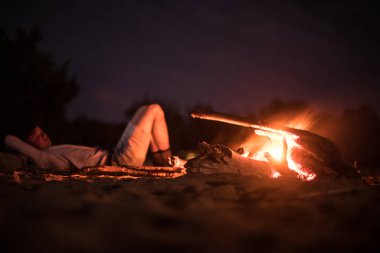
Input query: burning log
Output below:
<box><xmin>191</xmin><ymin>111</ymin><xmax>359</xmax><ymax>179</ymax></box>
<box><xmin>185</xmin><ymin>141</ymin><xmax>304</xmax><ymax>178</ymax></box>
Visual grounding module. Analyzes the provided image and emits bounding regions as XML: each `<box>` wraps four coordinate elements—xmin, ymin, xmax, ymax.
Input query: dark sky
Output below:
<box><xmin>1</xmin><ymin>0</ymin><xmax>379</xmax><ymax>122</ymax></box>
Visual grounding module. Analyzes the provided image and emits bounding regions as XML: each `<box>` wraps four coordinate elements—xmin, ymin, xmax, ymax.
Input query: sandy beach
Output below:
<box><xmin>1</xmin><ymin>172</ymin><xmax>379</xmax><ymax>253</ymax></box>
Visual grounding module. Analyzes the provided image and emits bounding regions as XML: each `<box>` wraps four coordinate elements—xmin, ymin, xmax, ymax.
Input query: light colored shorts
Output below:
<box><xmin>110</xmin><ymin>122</ymin><xmax>151</xmax><ymax>166</ymax></box>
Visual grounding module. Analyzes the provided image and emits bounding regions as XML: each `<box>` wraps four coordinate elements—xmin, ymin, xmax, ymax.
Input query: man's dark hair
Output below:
<box><xmin>13</xmin><ymin>121</ymin><xmax>39</xmax><ymax>141</ymax></box>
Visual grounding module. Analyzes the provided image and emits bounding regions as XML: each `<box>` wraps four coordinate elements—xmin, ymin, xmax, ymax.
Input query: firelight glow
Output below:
<box><xmin>190</xmin><ymin>111</ymin><xmax>318</xmax><ymax>181</ymax></box>
<box><xmin>242</xmin><ymin>124</ymin><xmax>317</xmax><ymax>181</ymax></box>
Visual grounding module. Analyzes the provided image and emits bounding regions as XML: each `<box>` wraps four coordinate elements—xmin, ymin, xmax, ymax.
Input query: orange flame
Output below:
<box><xmin>240</xmin><ymin>117</ymin><xmax>317</xmax><ymax>181</ymax></box>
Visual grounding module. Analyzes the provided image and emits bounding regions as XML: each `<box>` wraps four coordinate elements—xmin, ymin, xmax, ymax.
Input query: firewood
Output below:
<box><xmin>191</xmin><ymin>111</ymin><xmax>359</xmax><ymax>178</ymax></box>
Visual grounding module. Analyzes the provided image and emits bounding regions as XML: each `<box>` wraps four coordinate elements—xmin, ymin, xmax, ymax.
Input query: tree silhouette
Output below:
<box><xmin>0</xmin><ymin>26</ymin><xmax>79</xmax><ymax>144</ymax></box>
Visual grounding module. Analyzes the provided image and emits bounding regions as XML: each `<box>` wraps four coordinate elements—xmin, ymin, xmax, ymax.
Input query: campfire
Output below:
<box><xmin>188</xmin><ymin>112</ymin><xmax>359</xmax><ymax>181</ymax></box>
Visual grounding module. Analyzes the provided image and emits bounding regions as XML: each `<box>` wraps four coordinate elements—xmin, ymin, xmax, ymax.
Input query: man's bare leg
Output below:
<box><xmin>130</xmin><ymin>104</ymin><xmax>171</xmax><ymax>165</ymax></box>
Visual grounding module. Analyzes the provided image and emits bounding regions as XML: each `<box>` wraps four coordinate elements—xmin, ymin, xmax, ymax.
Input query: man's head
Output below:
<box><xmin>27</xmin><ymin>126</ymin><xmax>52</xmax><ymax>149</ymax></box>
<box><xmin>13</xmin><ymin>121</ymin><xmax>52</xmax><ymax>150</ymax></box>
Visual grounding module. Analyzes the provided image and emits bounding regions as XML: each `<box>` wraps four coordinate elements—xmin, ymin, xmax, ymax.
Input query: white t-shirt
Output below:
<box><xmin>5</xmin><ymin>135</ymin><xmax>108</xmax><ymax>170</ymax></box>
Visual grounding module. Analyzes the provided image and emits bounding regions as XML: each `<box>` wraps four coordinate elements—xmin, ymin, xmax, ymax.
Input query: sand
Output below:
<box><xmin>0</xmin><ymin>173</ymin><xmax>379</xmax><ymax>253</ymax></box>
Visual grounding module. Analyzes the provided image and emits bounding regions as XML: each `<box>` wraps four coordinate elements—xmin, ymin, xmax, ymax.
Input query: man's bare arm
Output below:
<box><xmin>4</xmin><ymin>135</ymin><xmax>43</xmax><ymax>164</ymax></box>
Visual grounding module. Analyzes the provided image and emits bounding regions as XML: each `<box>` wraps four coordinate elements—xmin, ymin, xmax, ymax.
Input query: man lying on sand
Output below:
<box><xmin>4</xmin><ymin>104</ymin><xmax>178</xmax><ymax>170</ymax></box>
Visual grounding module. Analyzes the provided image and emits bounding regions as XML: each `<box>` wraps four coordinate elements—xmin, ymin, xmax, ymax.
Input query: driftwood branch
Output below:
<box><xmin>82</xmin><ymin>165</ymin><xmax>186</xmax><ymax>178</ymax></box>
<box><xmin>191</xmin><ymin>112</ymin><xmax>298</xmax><ymax>138</ymax></box>
<box><xmin>2</xmin><ymin>165</ymin><xmax>186</xmax><ymax>183</ymax></box>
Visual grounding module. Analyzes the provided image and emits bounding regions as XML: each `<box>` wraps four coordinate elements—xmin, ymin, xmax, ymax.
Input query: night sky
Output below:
<box><xmin>1</xmin><ymin>0</ymin><xmax>379</xmax><ymax>122</ymax></box>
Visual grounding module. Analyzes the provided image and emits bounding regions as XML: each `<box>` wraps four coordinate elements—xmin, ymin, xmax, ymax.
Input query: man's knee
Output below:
<box><xmin>146</xmin><ymin>104</ymin><xmax>164</xmax><ymax>117</ymax></box>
